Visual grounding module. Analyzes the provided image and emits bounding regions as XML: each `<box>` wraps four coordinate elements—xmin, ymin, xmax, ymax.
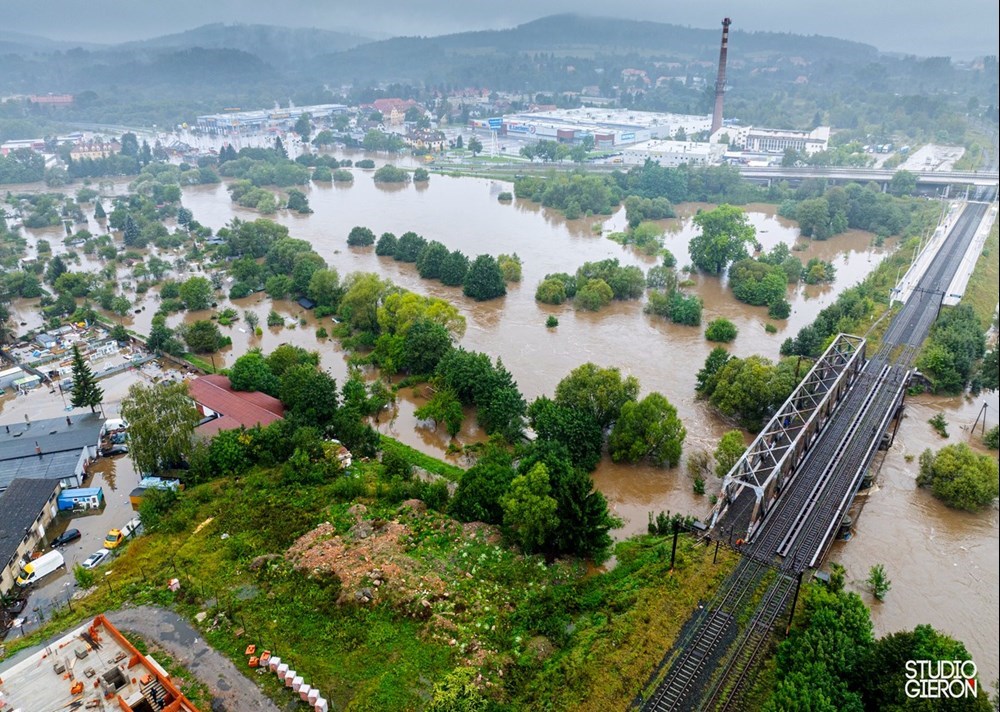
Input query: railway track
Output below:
<box><xmin>641</xmin><ymin>200</ymin><xmax>991</xmax><ymax>711</ymax></box>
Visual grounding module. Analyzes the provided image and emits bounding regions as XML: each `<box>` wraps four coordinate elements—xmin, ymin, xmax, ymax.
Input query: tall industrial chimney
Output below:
<box><xmin>711</xmin><ymin>17</ymin><xmax>732</xmax><ymax>136</ymax></box>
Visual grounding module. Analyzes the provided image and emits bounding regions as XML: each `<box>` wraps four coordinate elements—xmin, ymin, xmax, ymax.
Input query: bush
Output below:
<box><xmin>705</xmin><ymin>318</ymin><xmax>738</xmax><ymax>342</ymax></box>
<box><xmin>373</xmin><ymin>164</ymin><xmax>410</xmax><ymax>183</ymax></box>
<box><xmin>375</xmin><ymin>231</ymin><xmax>398</xmax><ymax>256</ymax></box>
<box><xmin>917</xmin><ymin>443</ymin><xmax>999</xmax><ymax>511</ymax></box>
<box><xmin>575</xmin><ymin>278</ymin><xmax>613</xmax><ymax>311</ymax></box>
<box><xmin>463</xmin><ymin>254</ymin><xmax>506</xmax><ymax>301</ymax></box>
<box><xmin>985</xmin><ymin>425</ymin><xmax>999</xmax><ymax>450</ymax></box>
<box><xmin>347</xmin><ymin>226</ymin><xmax>376</xmax><ymax>247</ymax></box>
<box><xmin>413</xmin><ymin>167</ymin><xmax>430</xmax><ymax>182</ymax></box>
<box><xmin>535</xmin><ymin>277</ymin><xmax>567</xmax><ymax>305</ymax></box>
<box><xmin>332</xmin><ymin>169</ymin><xmax>354</xmax><ymax>182</ymax></box>
<box><xmin>311</xmin><ymin>165</ymin><xmax>332</xmax><ymax>182</ymax></box>
<box><xmin>356</xmin><ymin>159</ymin><xmax>375</xmax><ymax>169</ymax></box>
<box><xmin>768</xmin><ymin>298</ymin><xmax>791</xmax><ymax>320</ymax></box>
<box><xmin>498</xmin><ymin>191</ymin><xmax>513</xmax><ymax>201</ymax></box>
<box><xmin>546</xmin><ymin>315</ymin><xmax>559</xmax><ymax>328</ymax></box>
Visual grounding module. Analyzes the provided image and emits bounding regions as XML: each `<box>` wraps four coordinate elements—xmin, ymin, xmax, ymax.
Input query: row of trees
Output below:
<box><xmin>916</xmin><ymin>305</ymin><xmax>993</xmax><ymax>394</ymax></box>
<box><xmin>350</xmin><ymin>226</ymin><xmax>514</xmax><ymax>301</ymax></box>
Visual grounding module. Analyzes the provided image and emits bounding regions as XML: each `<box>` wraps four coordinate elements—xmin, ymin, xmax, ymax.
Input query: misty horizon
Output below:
<box><xmin>3</xmin><ymin>1</ymin><xmax>998</xmax><ymax>60</ymax></box>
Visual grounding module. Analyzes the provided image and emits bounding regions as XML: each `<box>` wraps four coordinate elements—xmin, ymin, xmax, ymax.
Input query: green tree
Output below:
<box><xmin>69</xmin><ymin>344</ymin><xmax>104</xmax><ymax>413</ymax></box>
<box><xmin>497</xmin><ymin>253</ymin><xmax>522</xmax><ymax>282</ymax></box>
<box><xmin>243</xmin><ymin>310</ymin><xmax>259</xmax><ymax>333</ymax></box>
<box><xmin>294</xmin><ymin>113</ymin><xmax>312</xmax><ymax>142</ymax></box>
<box><xmin>535</xmin><ymin>277</ymin><xmax>567</xmax><ymax>305</ymax></box>
<box><xmin>307</xmin><ymin>268</ymin><xmax>342</xmax><ymax>308</ymax></box>
<box><xmin>917</xmin><ymin>443</ymin><xmax>999</xmax><ymax>511</ymax></box>
<box><xmin>178</xmin><ymin>276</ymin><xmax>214</xmax><ymax>311</ymax></box>
<box><xmin>463</xmin><ymin>254</ymin><xmax>506</xmax><ymax>301</ymax></box>
<box><xmin>575</xmin><ymin>278</ymin><xmax>613</xmax><ymax>311</ymax></box>
<box><xmin>714</xmin><ymin>430</ymin><xmax>745</xmax><ymax>477</ymax></box>
<box><xmin>402</xmin><ymin>318</ymin><xmax>453</xmax><ymax>374</ymax></box>
<box><xmin>440</xmin><ymin>250</ymin><xmax>470</xmax><ymax>286</ymax></box>
<box><xmin>888</xmin><ymin>169</ymin><xmax>917</xmax><ymax>196</ymax></box>
<box><xmin>339</xmin><ymin>273</ymin><xmax>393</xmax><ymax>334</ymax></box>
<box><xmin>709</xmin><ymin>355</ymin><xmax>799</xmax><ymax>431</ymax></box>
<box><xmin>279</xmin><ymin>364</ymin><xmax>339</xmax><ymax>428</ymax></box>
<box><xmin>229</xmin><ymin>349</ymin><xmax>279</xmax><ymax>395</ymax></box>
<box><xmin>449</xmin><ymin>447</ymin><xmax>515</xmax><ymax>524</ymax></box>
<box><xmin>347</xmin><ymin>226</ymin><xmax>376</xmax><ymax>247</ymax></box>
<box><xmin>414</xmin><ymin>388</ymin><xmax>464</xmax><ymax>437</ymax></box>
<box><xmin>123</xmin><ymin>214</ymin><xmax>142</xmax><ymax>247</ymax></box>
<box><xmin>705</xmin><ymin>318</ymin><xmax>738</xmax><ymax>343</ymax></box>
<box><xmin>45</xmin><ymin>255</ymin><xmax>67</xmax><ymax>285</ymax></box>
<box><xmin>609</xmin><ymin>392</ymin><xmax>686</xmax><ymax>466</ymax></box>
<box><xmin>394</xmin><ymin>232</ymin><xmax>427</xmax><ymax>262</ymax></box>
<box><xmin>468</xmin><ymin>136</ymin><xmax>483</xmax><ymax>156</ymax></box>
<box><xmin>416</xmin><ymin>240</ymin><xmax>450</xmax><ymax>279</ymax></box>
<box><xmin>866</xmin><ymin>564</ymin><xmax>891</xmax><ymax>601</ymax></box>
<box><xmin>120</xmin><ymin>381</ymin><xmax>199</xmax><ymax>474</ymax></box>
<box><xmin>528</xmin><ymin>395</ymin><xmax>603</xmax><ymax>471</ymax></box>
<box><xmin>110</xmin><ymin>295</ymin><xmax>132</xmax><ymax>322</ymax></box>
<box><xmin>554</xmin><ymin>363</ymin><xmax>639</xmax><ymax>429</ymax></box>
<box><xmin>501</xmin><ymin>462</ymin><xmax>560</xmax><ymax>554</ymax></box>
<box><xmin>182</xmin><ymin>319</ymin><xmax>225</xmax><ymax>353</ymax></box>
<box><xmin>689</xmin><ymin>204</ymin><xmax>756</xmax><ymax>274</ymax></box>
<box><xmin>375</xmin><ymin>231</ymin><xmax>398</xmax><ymax>256</ymax></box>
<box><xmin>285</xmin><ymin>189</ymin><xmax>311</xmax><ymax>214</ymax></box>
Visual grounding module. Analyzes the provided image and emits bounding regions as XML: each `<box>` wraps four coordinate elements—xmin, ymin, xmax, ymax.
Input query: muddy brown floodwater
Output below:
<box><xmin>13</xmin><ymin>169</ymin><xmax>996</xmax><ymax>680</ymax></box>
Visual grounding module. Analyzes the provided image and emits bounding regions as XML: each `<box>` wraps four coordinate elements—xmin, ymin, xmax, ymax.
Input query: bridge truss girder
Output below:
<box><xmin>710</xmin><ymin>333</ymin><xmax>866</xmax><ymax>536</ymax></box>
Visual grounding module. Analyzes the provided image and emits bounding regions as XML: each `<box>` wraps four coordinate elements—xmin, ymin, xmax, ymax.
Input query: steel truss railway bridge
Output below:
<box><xmin>638</xmin><ymin>200</ymin><xmax>992</xmax><ymax>712</ymax></box>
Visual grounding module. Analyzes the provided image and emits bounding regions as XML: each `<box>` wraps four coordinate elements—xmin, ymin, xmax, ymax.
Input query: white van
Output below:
<box><xmin>16</xmin><ymin>550</ymin><xmax>65</xmax><ymax>586</ymax></box>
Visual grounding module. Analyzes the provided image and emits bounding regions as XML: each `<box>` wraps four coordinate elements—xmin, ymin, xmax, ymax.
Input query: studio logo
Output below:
<box><xmin>905</xmin><ymin>660</ymin><xmax>978</xmax><ymax>699</ymax></box>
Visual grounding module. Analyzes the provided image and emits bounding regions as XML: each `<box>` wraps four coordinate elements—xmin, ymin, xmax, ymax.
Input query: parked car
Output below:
<box><xmin>103</xmin><ymin>529</ymin><xmax>125</xmax><ymax>549</ymax></box>
<box><xmin>104</xmin><ymin>517</ymin><xmax>142</xmax><ymax>549</ymax></box>
<box><xmin>81</xmin><ymin>549</ymin><xmax>111</xmax><ymax>570</ymax></box>
<box><xmin>51</xmin><ymin>528</ymin><xmax>81</xmax><ymax>547</ymax></box>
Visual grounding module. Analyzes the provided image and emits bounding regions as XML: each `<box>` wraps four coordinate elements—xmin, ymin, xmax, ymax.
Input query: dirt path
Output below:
<box><xmin>107</xmin><ymin>605</ymin><xmax>280</xmax><ymax>711</ymax></box>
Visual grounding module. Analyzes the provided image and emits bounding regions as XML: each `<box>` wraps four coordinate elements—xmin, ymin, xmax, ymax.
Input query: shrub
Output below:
<box><xmin>332</xmin><ymin>169</ymin><xmax>354</xmax><ymax>182</ymax></box>
<box><xmin>705</xmin><ymin>318</ymin><xmax>738</xmax><ymax>343</ymax></box>
<box><xmin>347</xmin><ymin>226</ymin><xmax>376</xmax><ymax>247</ymax></box>
<box><xmin>575</xmin><ymin>278</ymin><xmax>613</xmax><ymax>311</ymax></box>
<box><xmin>917</xmin><ymin>443</ymin><xmax>999</xmax><ymax>511</ymax></box>
<box><xmin>498</xmin><ymin>191</ymin><xmax>513</xmax><ymax>201</ymax></box>
<box><xmin>546</xmin><ymin>315</ymin><xmax>559</xmax><ymax>328</ymax></box>
<box><xmin>535</xmin><ymin>277</ymin><xmax>567</xmax><ymax>305</ymax></box>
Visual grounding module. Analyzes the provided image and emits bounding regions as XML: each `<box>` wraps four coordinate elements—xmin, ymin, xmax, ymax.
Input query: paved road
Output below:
<box><xmin>107</xmin><ymin>606</ymin><xmax>279</xmax><ymax>712</ymax></box>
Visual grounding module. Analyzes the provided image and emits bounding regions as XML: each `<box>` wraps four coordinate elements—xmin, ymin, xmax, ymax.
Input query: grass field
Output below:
<box><xmin>962</xmin><ymin>217</ymin><xmax>999</xmax><ymax>329</ymax></box>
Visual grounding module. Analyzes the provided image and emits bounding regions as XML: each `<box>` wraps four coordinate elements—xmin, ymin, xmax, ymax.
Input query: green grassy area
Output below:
<box><xmin>1</xmin><ymin>457</ymin><xmax>736</xmax><ymax>711</ymax></box>
<box><xmin>379</xmin><ymin>434</ymin><xmax>464</xmax><ymax>481</ymax></box>
<box><xmin>962</xmin><ymin>217</ymin><xmax>999</xmax><ymax>329</ymax></box>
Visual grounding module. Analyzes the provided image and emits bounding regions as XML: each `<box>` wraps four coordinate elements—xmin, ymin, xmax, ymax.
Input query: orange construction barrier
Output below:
<box><xmin>71</xmin><ymin>680</ymin><xmax>85</xmax><ymax>695</ymax></box>
<box><xmin>244</xmin><ymin>644</ymin><xmax>256</xmax><ymax>656</ymax></box>
<box><xmin>248</xmin><ymin>656</ymin><xmax>259</xmax><ymax>668</ymax></box>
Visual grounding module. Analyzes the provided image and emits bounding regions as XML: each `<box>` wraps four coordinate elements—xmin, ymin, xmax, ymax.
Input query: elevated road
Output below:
<box><xmin>737</xmin><ymin>165</ymin><xmax>999</xmax><ymax>189</ymax></box>
<box><xmin>640</xmin><ymin>200</ymin><xmax>991</xmax><ymax>712</ymax></box>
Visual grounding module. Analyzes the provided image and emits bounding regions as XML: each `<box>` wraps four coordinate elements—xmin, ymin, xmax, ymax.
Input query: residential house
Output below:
<box><xmin>0</xmin><ymin>477</ymin><xmax>61</xmax><ymax>597</ymax></box>
<box><xmin>188</xmin><ymin>374</ymin><xmax>285</xmax><ymax>438</ymax></box>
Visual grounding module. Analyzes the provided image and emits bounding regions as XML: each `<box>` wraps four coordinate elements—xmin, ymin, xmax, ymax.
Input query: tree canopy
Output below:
<box><xmin>120</xmin><ymin>381</ymin><xmax>199</xmax><ymax>475</ymax></box>
<box><xmin>689</xmin><ymin>204</ymin><xmax>756</xmax><ymax>274</ymax></box>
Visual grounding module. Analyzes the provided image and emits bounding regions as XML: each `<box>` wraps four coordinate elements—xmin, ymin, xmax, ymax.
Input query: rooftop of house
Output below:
<box><xmin>0</xmin><ymin>614</ymin><xmax>200</xmax><ymax>711</ymax></box>
<box><xmin>189</xmin><ymin>374</ymin><xmax>284</xmax><ymax>436</ymax></box>
<box><xmin>0</xmin><ymin>477</ymin><xmax>60</xmax><ymax>568</ymax></box>
<box><xmin>0</xmin><ymin>413</ymin><xmax>103</xmax><ymax>464</ymax></box>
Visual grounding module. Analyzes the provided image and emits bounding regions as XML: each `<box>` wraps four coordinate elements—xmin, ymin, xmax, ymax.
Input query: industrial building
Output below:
<box><xmin>0</xmin><ymin>413</ymin><xmax>102</xmax><ymax>491</ymax></box>
<box><xmin>0</xmin><ymin>614</ymin><xmax>201</xmax><ymax>711</ymax></box>
<box><xmin>484</xmin><ymin>108</ymin><xmax>712</xmax><ymax>148</ymax></box>
<box><xmin>188</xmin><ymin>374</ymin><xmax>285</xmax><ymax>438</ymax></box>
<box><xmin>716</xmin><ymin>125</ymin><xmax>831</xmax><ymax>156</ymax></box>
<box><xmin>196</xmin><ymin>103</ymin><xmax>348</xmax><ymax>135</ymax></box>
<box><xmin>0</xmin><ymin>478</ymin><xmax>61</xmax><ymax>597</ymax></box>
<box><xmin>620</xmin><ymin>139</ymin><xmax>727</xmax><ymax>167</ymax></box>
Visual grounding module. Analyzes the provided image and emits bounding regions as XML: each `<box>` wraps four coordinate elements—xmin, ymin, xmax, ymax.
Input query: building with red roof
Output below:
<box><xmin>188</xmin><ymin>374</ymin><xmax>284</xmax><ymax>437</ymax></box>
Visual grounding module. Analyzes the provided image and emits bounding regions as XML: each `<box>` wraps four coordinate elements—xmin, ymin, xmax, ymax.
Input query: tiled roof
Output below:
<box><xmin>188</xmin><ymin>375</ymin><xmax>284</xmax><ymax>434</ymax></box>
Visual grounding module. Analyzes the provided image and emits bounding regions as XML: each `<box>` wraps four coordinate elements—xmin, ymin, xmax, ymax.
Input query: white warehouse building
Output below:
<box><xmin>495</xmin><ymin>108</ymin><xmax>712</xmax><ymax>148</ymax></box>
<box><xmin>620</xmin><ymin>139</ymin><xmax>727</xmax><ymax>167</ymax></box>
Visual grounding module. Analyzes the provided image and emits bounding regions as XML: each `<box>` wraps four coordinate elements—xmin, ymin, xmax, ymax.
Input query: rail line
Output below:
<box><xmin>640</xmin><ymin>200</ymin><xmax>991</xmax><ymax>711</ymax></box>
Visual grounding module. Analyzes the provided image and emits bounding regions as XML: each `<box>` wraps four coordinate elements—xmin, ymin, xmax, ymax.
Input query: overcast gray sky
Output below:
<box><xmin>4</xmin><ymin>0</ymin><xmax>998</xmax><ymax>58</ymax></box>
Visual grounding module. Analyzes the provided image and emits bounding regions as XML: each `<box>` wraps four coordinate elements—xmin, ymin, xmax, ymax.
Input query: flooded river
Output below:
<box><xmin>11</xmin><ymin>166</ymin><xmax>997</xmax><ymax>679</ymax></box>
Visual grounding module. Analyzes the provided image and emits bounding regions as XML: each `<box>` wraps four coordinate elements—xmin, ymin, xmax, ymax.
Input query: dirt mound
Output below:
<box><xmin>285</xmin><ymin>515</ymin><xmax>446</xmax><ymax>607</ymax></box>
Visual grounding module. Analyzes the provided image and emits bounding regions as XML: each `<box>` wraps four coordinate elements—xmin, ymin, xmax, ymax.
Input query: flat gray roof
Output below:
<box><xmin>0</xmin><ymin>412</ymin><xmax>102</xmax><ymax>462</ymax></box>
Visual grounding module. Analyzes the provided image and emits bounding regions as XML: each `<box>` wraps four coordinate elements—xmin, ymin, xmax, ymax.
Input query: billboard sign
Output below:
<box><xmin>488</xmin><ymin>117</ymin><xmax>503</xmax><ymax>130</ymax></box>
<box><xmin>506</xmin><ymin>122</ymin><xmax>531</xmax><ymax>134</ymax></box>
<box><xmin>619</xmin><ymin>132</ymin><xmax>636</xmax><ymax>143</ymax></box>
